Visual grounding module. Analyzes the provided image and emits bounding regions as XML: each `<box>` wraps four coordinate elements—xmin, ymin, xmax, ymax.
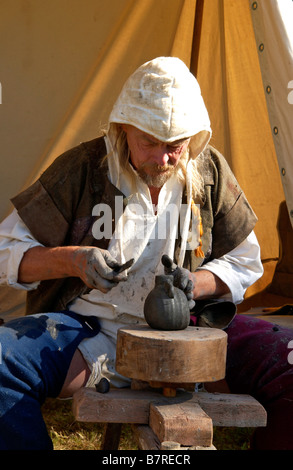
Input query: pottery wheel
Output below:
<box><xmin>116</xmin><ymin>325</ymin><xmax>227</xmax><ymax>386</ymax></box>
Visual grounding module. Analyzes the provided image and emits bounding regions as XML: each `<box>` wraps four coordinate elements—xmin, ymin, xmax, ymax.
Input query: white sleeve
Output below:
<box><xmin>0</xmin><ymin>209</ymin><xmax>43</xmax><ymax>290</ymax></box>
<box><xmin>196</xmin><ymin>231</ymin><xmax>264</xmax><ymax>304</ymax></box>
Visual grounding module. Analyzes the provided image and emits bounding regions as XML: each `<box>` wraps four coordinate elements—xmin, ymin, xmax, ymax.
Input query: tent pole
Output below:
<box><xmin>190</xmin><ymin>0</ymin><xmax>204</xmax><ymax>77</ymax></box>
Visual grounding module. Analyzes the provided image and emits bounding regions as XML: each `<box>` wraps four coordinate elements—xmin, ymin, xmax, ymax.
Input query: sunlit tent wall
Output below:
<box><xmin>0</xmin><ymin>0</ymin><xmax>292</xmax><ymax>320</ymax></box>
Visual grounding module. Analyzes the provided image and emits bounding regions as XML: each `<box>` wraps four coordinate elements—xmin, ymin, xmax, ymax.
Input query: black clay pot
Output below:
<box><xmin>143</xmin><ymin>275</ymin><xmax>190</xmax><ymax>330</ymax></box>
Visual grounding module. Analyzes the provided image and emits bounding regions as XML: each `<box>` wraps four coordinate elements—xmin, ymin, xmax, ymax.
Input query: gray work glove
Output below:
<box><xmin>161</xmin><ymin>254</ymin><xmax>195</xmax><ymax>309</ymax></box>
<box><xmin>73</xmin><ymin>247</ymin><xmax>134</xmax><ymax>293</ymax></box>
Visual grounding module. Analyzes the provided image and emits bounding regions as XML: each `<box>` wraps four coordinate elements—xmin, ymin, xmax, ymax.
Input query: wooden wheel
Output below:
<box><xmin>116</xmin><ymin>325</ymin><xmax>227</xmax><ymax>387</ymax></box>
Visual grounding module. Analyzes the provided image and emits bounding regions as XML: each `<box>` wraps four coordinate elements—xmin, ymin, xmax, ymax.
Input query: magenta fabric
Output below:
<box><xmin>225</xmin><ymin>314</ymin><xmax>293</xmax><ymax>450</ymax></box>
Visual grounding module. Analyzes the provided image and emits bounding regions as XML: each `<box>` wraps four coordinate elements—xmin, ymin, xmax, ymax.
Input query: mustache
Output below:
<box><xmin>139</xmin><ymin>162</ymin><xmax>175</xmax><ymax>172</ymax></box>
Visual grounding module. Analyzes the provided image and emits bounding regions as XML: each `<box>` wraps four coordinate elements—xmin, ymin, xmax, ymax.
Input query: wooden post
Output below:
<box><xmin>102</xmin><ymin>423</ymin><xmax>122</xmax><ymax>450</ymax></box>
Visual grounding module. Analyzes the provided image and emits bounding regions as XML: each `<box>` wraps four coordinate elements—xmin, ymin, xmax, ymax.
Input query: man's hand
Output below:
<box><xmin>72</xmin><ymin>247</ymin><xmax>134</xmax><ymax>292</ymax></box>
<box><xmin>18</xmin><ymin>245</ymin><xmax>133</xmax><ymax>293</ymax></box>
<box><xmin>161</xmin><ymin>254</ymin><xmax>195</xmax><ymax>309</ymax></box>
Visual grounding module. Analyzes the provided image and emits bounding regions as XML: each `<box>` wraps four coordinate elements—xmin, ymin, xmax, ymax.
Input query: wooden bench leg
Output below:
<box><xmin>132</xmin><ymin>424</ymin><xmax>160</xmax><ymax>450</ymax></box>
<box><xmin>102</xmin><ymin>423</ymin><xmax>122</xmax><ymax>450</ymax></box>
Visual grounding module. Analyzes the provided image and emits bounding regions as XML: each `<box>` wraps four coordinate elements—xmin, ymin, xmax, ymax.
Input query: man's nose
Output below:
<box><xmin>151</xmin><ymin>148</ymin><xmax>170</xmax><ymax>166</ymax></box>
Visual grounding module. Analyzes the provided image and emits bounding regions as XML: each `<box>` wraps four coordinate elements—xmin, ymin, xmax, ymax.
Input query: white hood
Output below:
<box><xmin>109</xmin><ymin>56</ymin><xmax>211</xmax><ymax>153</ymax></box>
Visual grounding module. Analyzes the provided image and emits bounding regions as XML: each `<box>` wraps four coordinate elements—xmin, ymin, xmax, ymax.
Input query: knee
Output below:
<box><xmin>59</xmin><ymin>349</ymin><xmax>91</xmax><ymax>398</ymax></box>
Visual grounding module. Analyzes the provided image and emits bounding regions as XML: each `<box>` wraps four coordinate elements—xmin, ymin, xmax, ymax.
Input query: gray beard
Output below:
<box><xmin>137</xmin><ymin>165</ymin><xmax>177</xmax><ymax>188</ymax></box>
<box><xmin>137</xmin><ymin>169</ymin><xmax>174</xmax><ymax>188</ymax></box>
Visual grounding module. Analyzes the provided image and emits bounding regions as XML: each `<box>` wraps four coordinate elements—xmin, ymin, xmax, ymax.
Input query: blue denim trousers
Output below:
<box><xmin>0</xmin><ymin>311</ymin><xmax>100</xmax><ymax>450</ymax></box>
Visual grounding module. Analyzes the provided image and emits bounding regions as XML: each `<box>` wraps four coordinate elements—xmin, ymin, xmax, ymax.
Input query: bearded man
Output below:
<box><xmin>0</xmin><ymin>57</ymin><xmax>292</xmax><ymax>450</ymax></box>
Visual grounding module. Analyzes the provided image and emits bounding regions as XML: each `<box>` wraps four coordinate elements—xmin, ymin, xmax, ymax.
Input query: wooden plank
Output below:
<box><xmin>161</xmin><ymin>441</ymin><xmax>217</xmax><ymax>450</ymax></box>
<box><xmin>73</xmin><ymin>388</ymin><xmax>267</xmax><ymax>429</ymax></box>
<box><xmin>194</xmin><ymin>392</ymin><xmax>267</xmax><ymax>427</ymax></box>
<box><xmin>72</xmin><ymin>387</ymin><xmax>162</xmax><ymax>423</ymax></box>
<box><xmin>149</xmin><ymin>401</ymin><xmax>213</xmax><ymax>446</ymax></box>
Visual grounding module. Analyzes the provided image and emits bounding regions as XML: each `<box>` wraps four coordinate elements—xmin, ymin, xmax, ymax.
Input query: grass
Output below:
<box><xmin>42</xmin><ymin>398</ymin><xmax>138</xmax><ymax>450</ymax></box>
<box><xmin>42</xmin><ymin>398</ymin><xmax>255</xmax><ymax>451</ymax></box>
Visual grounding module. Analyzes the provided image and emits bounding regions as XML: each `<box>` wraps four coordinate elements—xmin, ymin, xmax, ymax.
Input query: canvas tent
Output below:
<box><xmin>0</xmin><ymin>0</ymin><xmax>292</xmax><ymax>320</ymax></box>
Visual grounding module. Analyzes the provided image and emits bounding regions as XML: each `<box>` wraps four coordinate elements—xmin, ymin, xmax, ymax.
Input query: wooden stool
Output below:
<box><xmin>73</xmin><ymin>326</ymin><xmax>267</xmax><ymax>450</ymax></box>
